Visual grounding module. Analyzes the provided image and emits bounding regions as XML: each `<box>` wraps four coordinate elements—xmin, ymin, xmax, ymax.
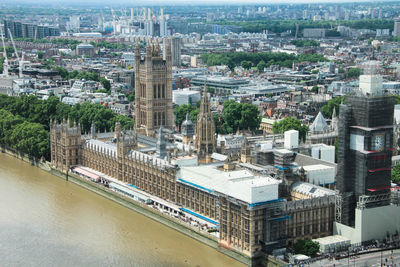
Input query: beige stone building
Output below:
<box><xmin>134</xmin><ymin>41</ymin><xmax>174</xmax><ymax>137</ymax></box>
<box><xmin>50</xmin><ymin>120</ymin><xmax>336</xmax><ymax>262</ymax></box>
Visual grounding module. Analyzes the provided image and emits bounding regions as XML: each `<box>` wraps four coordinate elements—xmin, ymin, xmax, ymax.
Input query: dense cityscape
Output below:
<box><xmin>1</xmin><ymin>1</ymin><xmax>400</xmax><ymax>266</ymax></box>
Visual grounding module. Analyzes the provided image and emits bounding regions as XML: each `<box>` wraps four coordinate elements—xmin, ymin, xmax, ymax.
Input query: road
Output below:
<box><xmin>309</xmin><ymin>249</ymin><xmax>400</xmax><ymax>267</ymax></box>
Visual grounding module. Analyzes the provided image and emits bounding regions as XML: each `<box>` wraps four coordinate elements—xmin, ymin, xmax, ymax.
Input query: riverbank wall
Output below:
<box><xmin>1</xmin><ymin>147</ymin><xmax>276</xmax><ymax>266</ymax></box>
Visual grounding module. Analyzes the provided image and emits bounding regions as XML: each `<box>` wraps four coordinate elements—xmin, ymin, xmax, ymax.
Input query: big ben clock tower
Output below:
<box><xmin>336</xmin><ymin>72</ymin><xmax>395</xmax><ymax>227</ymax></box>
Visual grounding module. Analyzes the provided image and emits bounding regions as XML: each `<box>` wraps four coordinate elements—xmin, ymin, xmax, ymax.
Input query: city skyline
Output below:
<box><xmin>0</xmin><ymin>0</ymin><xmax>394</xmax><ymax>6</ymax></box>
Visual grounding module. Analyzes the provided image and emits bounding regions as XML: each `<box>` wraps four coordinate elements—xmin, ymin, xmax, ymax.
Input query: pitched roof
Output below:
<box><xmin>310</xmin><ymin>111</ymin><xmax>329</xmax><ymax>133</ymax></box>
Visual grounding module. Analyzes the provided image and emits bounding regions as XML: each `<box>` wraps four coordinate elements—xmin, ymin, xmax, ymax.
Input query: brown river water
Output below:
<box><xmin>0</xmin><ymin>153</ymin><xmax>244</xmax><ymax>267</ymax></box>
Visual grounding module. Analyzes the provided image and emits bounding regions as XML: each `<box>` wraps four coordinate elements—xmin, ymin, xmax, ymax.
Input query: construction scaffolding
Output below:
<box><xmin>336</xmin><ymin>94</ymin><xmax>394</xmax><ymax>227</ymax></box>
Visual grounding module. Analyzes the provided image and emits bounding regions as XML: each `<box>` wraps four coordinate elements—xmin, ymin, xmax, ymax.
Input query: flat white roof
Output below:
<box><xmin>177</xmin><ymin>165</ymin><xmax>280</xmax><ymax>204</ymax></box>
<box><xmin>303</xmin><ymin>164</ymin><xmax>335</xmax><ymax>171</ymax></box>
<box><xmin>173</xmin><ymin>90</ymin><xmax>200</xmax><ymax>95</ymax></box>
<box><xmin>274</xmin><ymin>148</ymin><xmax>293</xmax><ymax>154</ymax></box>
<box><xmin>313</xmin><ymin>235</ymin><xmax>351</xmax><ymax>246</ymax></box>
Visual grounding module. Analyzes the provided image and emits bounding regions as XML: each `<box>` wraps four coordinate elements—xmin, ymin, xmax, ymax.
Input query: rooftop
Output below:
<box><xmin>291</xmin><ymin>181</ymin><xmax>335</xmax><ymax>198</ymax></box>
<box><xmin>177</xmin><ymin>164</ymin><xmax>280</xmax><ymax>204</ymax></box>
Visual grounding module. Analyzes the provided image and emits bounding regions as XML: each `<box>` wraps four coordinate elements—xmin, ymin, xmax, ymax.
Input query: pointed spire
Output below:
<box><xmin>115</xmin><ymin>122</ymin><xmax>121</xmax><ymax>140</ymax></box>
<box><xmin>195</xmin><ymin>77</ymin><xmax>216</xmax><ymax>159</ymax></box>
<box><xmin>310</xmin><ymin>111</ymin><xmax>329</xmax><ymax>134</ymax></box>
<box><xmin>90</xmin><ymin>121</ymin><xmax>96</xmax><ymax>139</ymax></box>
<box><xmin>156</xmin><ymin>126</ymin><xmax>167</xmax><ymax>159</ymax></box>
<box><xmin>331</xmin><ymin>107</ymin><xmax>338</xmax><ymax>132</ymax></box>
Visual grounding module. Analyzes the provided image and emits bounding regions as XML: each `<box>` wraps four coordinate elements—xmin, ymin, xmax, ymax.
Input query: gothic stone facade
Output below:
<box><xmin>50</xmin><ymin>122</ymin><xmax>335</xmax><ymax>258</ymax></box>
<box><xmin>134</xmin><ymin>41</ymin><xmax>174</xmax><ymax>137</ymax></box>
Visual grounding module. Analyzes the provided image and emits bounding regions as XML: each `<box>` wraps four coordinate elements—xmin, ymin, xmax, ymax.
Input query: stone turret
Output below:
<box><xmin>240</xmin><ymin>137</ymin><xmax>253</xmax><ymax>163</ymax></box>
<box><xmin>156</xmin><ymin>127</ymin><xmax>167</xmax><ymax>159</ymax></box>
<box><xmin>116</xmin><ymin>122</ymin><xmax>137</xmax><ymax>158</ymax></box>
<box><xmin>182</xmin><ymin>112</ymin><xmax>194</xmax><ymax>145</ymax></box>
<box><xmin>50</xmin><ymin>119</ymin><xmax>81</xmax><ymax>172</ymax></box>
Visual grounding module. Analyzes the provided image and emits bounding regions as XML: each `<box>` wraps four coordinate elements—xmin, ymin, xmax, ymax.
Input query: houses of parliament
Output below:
<box><xmin>50</xmin><ymin>39</ymin><xmax>337</xmax><ymax>264</ymax></box>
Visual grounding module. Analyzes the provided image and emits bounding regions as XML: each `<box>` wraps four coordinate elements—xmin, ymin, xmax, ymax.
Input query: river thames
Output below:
<box><xmin>0</xmin><ymin>153</ymin><xmax>244</xmax><ymax>267</ymax></box>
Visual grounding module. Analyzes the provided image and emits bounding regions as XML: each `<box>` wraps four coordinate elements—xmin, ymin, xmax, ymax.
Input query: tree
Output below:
<box><xmin>392</xmin><ymin>163</ymin><xmax>400</xmax><ymax>183</ymax></box>
<box><xmin>95</xmin><ymin>89</ymin><xmax>108</xmax><ymax>94</ymax></box>
<box><xmin>257</xmin><ymin>60</ymin><xmax>266</xmax><ymax>72</ymax></box>
<box><xmin>126</xmin><ymin>92</ymin><xmax>135</xmax><ymax>102</ymax></box>
<box><xmin>290</xmin><ymin>40</ymin><xmax>320</xmax><ymax>47</ymax></box>
<box><xmin>100</xmin><ymin>77</ymin><xmax>111</xmax><ymax>91</ymax></box>
<box><xmin>0</xmin><ymin>57</ymin><xmax>4</xmax><ymax>74</ymax></box>
<box><xmin>174</xmin><ymin>104</ymin><xmax>197</xmax><ymax>129</ymax></box>
<box><xmin>221</xmin><ymin>100</ymin><xmax>261</xmax><ymax>133</ymax></box>
<box><xmin>222</xmin><ymin>100</ymin><xmax>242</xmax><ymax>133</ymax></box>
<box><xmin>9</xmin><ymin>121</ymin><xmax>49</xmax><ymax>159</ymax></box>
<box><xmin>293</xmin><ymin>239</ymin><xmax>320</xmax><ymax>257</ymax></box>
<box><xmin>37</xmin><ymin>51</ymin><xmax>45</xmax><ymax>59</ymax></box>
<box><xmin>321</xmin><ymin>96</ymin><xmax>345</xmax><ymax>119</ymax></box>
<box><xmin>272</xmin><ymin>117</ymin><xmax>309</xmax><ymax>142</ymax></box>
<box><xmin>241</xmin><ymin>60</ymin><xmax>252</xmax><ymax>70</ymax></box>
<box><xmin>345</xmin><ymin>68</ymin><xmax>361</xmax><ymax>79</ymax></box>
<box><xmin>55</xmin><ymin>66</ymin><xmax>69</xmax><ymax>80</ymax></box>
<box><xmin>311</xmin><ymin>86</ymin><xmax>319</xmax><ymax>93</ymax></box>
<box><xmin>239</xmin><ymin>103</ymin><xmax>261</xmax><ymax>131</ymax></box>
<box><xmin>207</xmin><ymin>86</ymin><xmax>215</xmax><ymax>95</ymax></box>
<box><xmin>111</xmin><ymin>115</ymin><xmax>135</xmax><ymax>130</ymax></box>
<box><xmin>312</xmin><ymin>69</ymin><xmax>319</xmax><ymax>74</ymax></box>
<box><xmin>190</xmin><ymin>109</ymin><xmax>200</xmax><ymax>123</ymax></box>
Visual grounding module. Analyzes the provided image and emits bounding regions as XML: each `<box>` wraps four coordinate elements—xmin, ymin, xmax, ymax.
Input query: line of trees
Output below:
<box><xmin>201</xmin><ymin>52</ymin><xmax>327</xmax><ymax>71</ymax></box>
<box><xmin>0</xmin><ymin>95</ymin><xmax>135</xmax><ymax>160</ymax></box>
<box><xmin>290</xmin><ymin>40</ymin><xmax>320</xmax><ymax>47</ymax></box>
<box><xmin>272</xmin><ymin>117</ymin><xmax>309</xmax><ymax>142</ymax></box>
<box><xmin>13</xmin><ymin>38</ymin><xmax>82</xmax><ymax>50</ymax></box>
<box><xmin>0</xmin><ymin>109</ymin><xmax>49</xmax><ymax>159</ymax></box>
<box><xmin>12</xmin><ymin>38</ymin><xmax>131</xmax><ymax>51</ymax></box>
<box><xmin>174</xmin><ymin>100</ymin><xmax>261</xmax><ymax>135</ymax></box>
<box><xmin>89</xmin><ymin>41</ymin><xmax>129</xmax><ymax>50</ymax></box>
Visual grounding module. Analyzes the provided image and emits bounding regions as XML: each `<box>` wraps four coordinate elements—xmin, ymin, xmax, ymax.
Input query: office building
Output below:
<box><xmin>171</xmin><ymin>36</ymin><xmax>181</xmax><ymax>67</ymax></box>
<box><xmin>4</xmin><ymin>19</ymin><xmax>59</xmax><ymax>39</ymax></box>
<box><xmin>394</xmin><ymin>20</ymin><xmax>400</xmax><ymax>37</ymax></box>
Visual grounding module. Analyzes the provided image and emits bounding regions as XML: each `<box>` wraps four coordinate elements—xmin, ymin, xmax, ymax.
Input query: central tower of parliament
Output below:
<box><xmin>134</xmin><ymin>40</ymin><xmax>174</xmax><ymax>137</ymax></box>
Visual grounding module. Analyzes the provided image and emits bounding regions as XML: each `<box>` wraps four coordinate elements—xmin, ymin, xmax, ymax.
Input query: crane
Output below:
<box><xmin>0</xmin><ymin>28</ymin><xmax>9</xmax><ymax>76</ymax></box>
<box><xmin>7</xmin><ymin>28</ymin><xmax>22</xmax><ymax>78</ymax></box>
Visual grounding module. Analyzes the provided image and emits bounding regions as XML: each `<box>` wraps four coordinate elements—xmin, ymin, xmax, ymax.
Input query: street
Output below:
<box><xmin>309</xmin><ymin>249</ymin><xmax>400</xmax><ymax>267</ymax></box>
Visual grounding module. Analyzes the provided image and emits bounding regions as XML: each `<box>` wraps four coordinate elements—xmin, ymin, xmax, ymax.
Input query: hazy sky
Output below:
<box><xmin>0</xmin><ymin>0</ymin><xmax>385</xmax><ymax>4</ymax></box>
